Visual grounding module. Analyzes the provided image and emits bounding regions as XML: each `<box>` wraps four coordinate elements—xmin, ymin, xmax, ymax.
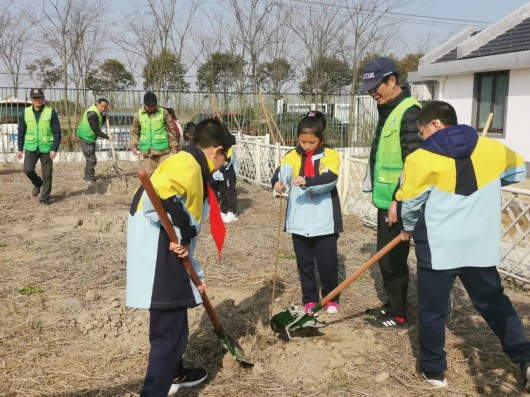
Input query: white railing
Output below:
<box><xmin>237</xmin><ymin>138</ymin><xmax>530</xmax><ymax>284</ymax></box>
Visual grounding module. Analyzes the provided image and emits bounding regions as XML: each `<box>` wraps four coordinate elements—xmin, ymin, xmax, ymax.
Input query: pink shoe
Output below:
<box><xmin>304</xmin><ymin>302</ymin><xmax>319</xmax><ymax>317</ymax></box>
<box><xmin>325</xmin><ymin>302</ymin><xmax>339</xmax><ymax>314</ymax></box>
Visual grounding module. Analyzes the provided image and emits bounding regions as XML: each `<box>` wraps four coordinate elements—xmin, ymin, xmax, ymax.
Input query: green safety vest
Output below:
<box><xmin>23</xmin><ymin>106</ymin><xmax>54</xmax><ymax>153</ymax></box>
<box><xmin>138</xmin><ymin>107</ymin><xmax>169</xmax><ymax>151</ymax></box>
<box><xmin>372</xmin><ymin>96</ymin><xmax>420</xmax><ymax>209</ymax></box>
<box><xmin>77</xmin><ymin>104</ymin><xmax>102</xmax><ymax>142</ymax></box>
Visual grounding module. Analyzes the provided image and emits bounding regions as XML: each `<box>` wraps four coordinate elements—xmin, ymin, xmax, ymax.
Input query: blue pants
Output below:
<box><xmin>292</xmin><ymin>233</ymin><xmax>339</xmax><ymax>304</ymax></box>
<box><xmin>418</xmin><ymin>266</ymin><xmax>530</xmax><ymax>373</ymax></box>
<box><xmin>141</xmin><ymin>307</ymin><xmax>188</xmax><ymax>397</ymax></box>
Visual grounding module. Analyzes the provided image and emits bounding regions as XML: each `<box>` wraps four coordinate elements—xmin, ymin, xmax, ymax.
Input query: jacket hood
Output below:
<box><xmin>422</xmin><ymin>124</ymin><xmax>478</xmax><ymax>159</ymax></box>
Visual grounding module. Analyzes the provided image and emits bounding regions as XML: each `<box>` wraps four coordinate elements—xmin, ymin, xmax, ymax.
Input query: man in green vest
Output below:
<box><xmin>360</xmin><ymin>57</ymin><xmax>422</xmax><ymax>329</ymax></box>
<box><xmin>130</xmin><ymin>92</ymin><xmax>179</xmax><ymax>175</ymax></box>
<box><xmin>77</xmin><ymin>98</ymin><xmax>110</xmax><ymax>183</ymax></box>
<box><xmin>17</xmin><ymin>88</ymin><xmax>62</xmax><ymax>205</ymax></box>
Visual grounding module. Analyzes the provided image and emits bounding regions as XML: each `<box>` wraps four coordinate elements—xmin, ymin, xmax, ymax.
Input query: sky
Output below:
<box><xmin>393</xmin><ymin>0</ymin><xmax>530</xmax><ymax>54</ymax></box>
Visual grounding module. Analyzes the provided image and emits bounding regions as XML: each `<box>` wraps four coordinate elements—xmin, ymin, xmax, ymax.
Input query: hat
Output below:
<box><xmin>359</xmin><ymin>57</ymin><xmax>396</xmax><ymax>92</ymax></box>
<box><xmin>143</xmin><ymin>92</ymin><xmax>157</xmax><ymax>106</ymax></box>
<box><xmin>29</xmin><ymin>88</ymin><xmax>44</xmax><ymax>98</ymax></box>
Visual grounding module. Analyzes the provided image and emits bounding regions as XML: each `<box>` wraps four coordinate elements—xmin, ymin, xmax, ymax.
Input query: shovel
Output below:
<box><xmin>105</xmin><ymin>116</ymin><xmax>122</xmax><ymax>177</ymax></box>
<box><xmin>270</xmin><ymin>235</ymin><xmax>402</xmax><ymax>339</ymax></box>
<box><xmin>137</xmin><ymin>170</ymin><xmax>254</xmax><ymax>366</ymax></box>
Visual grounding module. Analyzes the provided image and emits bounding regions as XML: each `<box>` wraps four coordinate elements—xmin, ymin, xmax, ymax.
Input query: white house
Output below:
<box><xmin>409</xmin><ymin>3</ymin><xmax>530</xmax><ymax>170</ymax></box>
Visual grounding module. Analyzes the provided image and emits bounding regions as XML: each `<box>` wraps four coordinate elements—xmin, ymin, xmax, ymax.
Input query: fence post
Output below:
<box><xmin>255</xmin><ymin>140</ymin><xmax>261</xmax><ymax>185</ymax></box>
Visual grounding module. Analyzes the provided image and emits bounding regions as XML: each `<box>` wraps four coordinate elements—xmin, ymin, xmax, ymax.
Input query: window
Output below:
<box><xmin>474</xmin><ymin>71</ymin><xmax>509</xmax><ymax>135</ymax></box>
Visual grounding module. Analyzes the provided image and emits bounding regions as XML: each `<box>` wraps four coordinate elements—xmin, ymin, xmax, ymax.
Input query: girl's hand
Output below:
<box><xmin>169</xmin><ymin>242</ymin><xmax>189</xmax><ymax>258</ymax></box>
<box><xmin>274</xmin><ymin>181</ymin><xmax>286</xmax><ymax>193</ymax></box>
<box><xmin>197</xmin><ymin>282</ymin><xmax>207</xmax><ymax>294</ymax></box>
<box><xmin>292</xmin><ymin>176</ymin><xmax>306</xmax><ymax>186</ymax></box>
<box><xmin>400</xmin><ymin>230</ymin><xmax>412</xmax><ymax>241</ymax></box>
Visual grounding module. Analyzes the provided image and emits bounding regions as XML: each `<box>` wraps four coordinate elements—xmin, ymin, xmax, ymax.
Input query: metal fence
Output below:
<box><xmin>237</xmin><ymin>138</ymin><xmax>530</xmax><ymax>285</ymax></box>
<box><xmin>0</xmin><ymin>87</ymin><xmax>378</xmax><ymax>155</ymax></box>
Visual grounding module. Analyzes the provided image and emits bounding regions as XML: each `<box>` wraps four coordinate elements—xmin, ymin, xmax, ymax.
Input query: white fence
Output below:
<box><xmin>237</xmin><ymin>138</ymin><xmax>530</xmax><ymax>285</ymax></box>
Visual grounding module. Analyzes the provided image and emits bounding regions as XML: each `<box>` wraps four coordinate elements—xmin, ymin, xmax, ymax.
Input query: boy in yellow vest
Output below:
<box><xmin>77</xmin><ymin>98</ymin><xmax>110</xmax><ymax>183</ymax></box>
<box><xmin>17</xmin><ymin>88</ymin><xmax>62</xmax><ymax>205</ymax></box>
<box><xmin>130</xmin><ymin>92</ymin><xmax>179</xmax><ymax>175</ymax></box>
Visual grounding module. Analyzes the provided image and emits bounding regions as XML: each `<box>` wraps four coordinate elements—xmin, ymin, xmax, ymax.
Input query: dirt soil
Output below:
<box><xmin>1</xmin><ymin>160</ymin><xmax>530</xmax><ymax>397</ymax></box>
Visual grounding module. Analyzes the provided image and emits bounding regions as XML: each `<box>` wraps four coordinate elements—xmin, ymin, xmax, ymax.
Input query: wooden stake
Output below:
<box><xmin>482</xmin><ymin>112</ymin><xmax>493</xmax><ymax>137</ymax></box>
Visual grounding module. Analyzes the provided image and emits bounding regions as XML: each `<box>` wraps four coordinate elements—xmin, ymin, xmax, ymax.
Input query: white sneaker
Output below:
<box><xmin>226</xmin><ymin>211</ymin><xmax>238</xmax><ymax>222</ymax></box>
<box><xmin>221</xmin><ymin>212</ymin><xmax>232</xmax><ymax>224</ymax></box>
<box><xmin>421</xmin><ymin>372</ymin><xmax>448</xmax><ymax>388</ymax></box>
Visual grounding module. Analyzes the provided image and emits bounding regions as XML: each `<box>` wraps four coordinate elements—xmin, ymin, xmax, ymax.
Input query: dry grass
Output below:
<box><xmin>1</xmin><ymin>160</ymin><xmax>530</xmax><ymax>396</ymax></box>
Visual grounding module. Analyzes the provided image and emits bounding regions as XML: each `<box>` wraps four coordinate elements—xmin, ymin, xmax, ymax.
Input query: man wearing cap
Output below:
<box><xmin>77</xmin><ymin>98</ymin><xmax>110</xmax><ymax>184</ymax></box>
<box><xmin>130</xmin><ymin>92</ymin><xmax>179</xmax><ymax>175</ymax></box>
<box><xmin>360</xmin><ymin>57</ymin><xmax>422</xmax><ymax>329</ymax></box>
<box><xmin>17</xmin><ymin>88</ymin><xmax>62</xmax><ymax>205</ymax></box>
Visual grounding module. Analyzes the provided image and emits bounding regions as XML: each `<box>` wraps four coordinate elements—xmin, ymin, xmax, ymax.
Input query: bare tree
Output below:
<box><xmin>225</xmin><ymin>0</ymin><xmax>276</xmax><ymax>95</ymax></box>
<box><xmin>116</xmin><ymin>0</ymin><xmax>200</xmax><ymax>95</ymax></box>
<box><xmin>0</xmin><ymin>1</ymin><xmax>31</xmax><ymax>96</ymax></box>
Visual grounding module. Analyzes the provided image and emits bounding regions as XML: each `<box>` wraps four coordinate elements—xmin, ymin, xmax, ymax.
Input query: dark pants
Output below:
<box><xmin>141</xmin><ymin>307</ymin><xmax>189</xmax><ymax>397</ymax></box>
<box><xmin>418</xmin><ymin>266</ymin><xmax>530</xmax><ymax>373</ymax></box>
<box><xmin>23</xmin><ymin>150</ymin><xmax>52</xmax><ymax>201</ymax></box>
<box><xmin>292</xmin><ymin>233</ymin><xmax>339</xmax><ymax>304</ymax></box>
<box><xmin>377</xmin><ymin>209</ymin><xmax>411</xmax><ymax>318</ymax></box>
<box><xmin>219</xmin><ymin>178</ymin><xmax>237</xmax><ymax>214</ymax></box>
<box><xmin>80</xmin><ymin>138</ymin><xmax>97</xmax><ymax>180</ymax></box>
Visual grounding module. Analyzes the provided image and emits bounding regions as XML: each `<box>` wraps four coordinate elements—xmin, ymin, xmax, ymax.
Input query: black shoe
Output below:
<box><xmin>168</xmin><ymin>367</ymin><xmax>207</xmax><ymax>395</ymax></box>
<box><xmin>521</xmin><ymin>362</ymin><xmax>530</xmax><ymax>392</ymax></box>
<box><xmin>83</xmin><ymin>178</ymin><xmax>95</xmax><ymax>184</ymax></box>
<box><xmin>32</xmin><ymin>185</ymin><xmax>41</xmax><ymax>197</ymax></box>
<box><xmin>39</xmin><ymin>199</ymin><xmax>51</xmax><ymax>205</ymax></box>
<box><xmin>365</xmin><ymin>311</ymin><xmax>408</xmax><ymax>329</ymax></box>
<box><xmin>421</xmin><ymin>371</ymin><xmax>448</xmax><ymax>388</ymax></box>
<box><xmin>364</xmin><ymin>304</ymin><xmax>392</xmax><ymax>319</ymax></box>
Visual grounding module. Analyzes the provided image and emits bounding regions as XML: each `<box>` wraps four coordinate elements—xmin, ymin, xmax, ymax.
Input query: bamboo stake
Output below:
<box><xmin>258</xmin><ymin>91</ymin><xmax>277</xmax><ymax>144</ymax></box>
<box><xmin>482</xmin><ymin>112</ymin><xmax>493</xmax><ymax>137</ymax></box>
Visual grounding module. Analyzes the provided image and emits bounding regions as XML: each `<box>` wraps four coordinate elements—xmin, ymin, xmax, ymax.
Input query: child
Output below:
<box><xmin>396</xmin><ymin>100</ymin><xmax>530</xmax><ymax>390</ymax></box>
<box><xmin>271</xmin><ymin>111</ymin><xmax>343</xmax><ymax>314</ymax></box>
<box><xmin>165</xmin><ymin>107</ymin><xmax>185</xmax><ymax>150</ymax></box>
<box><xmin>213</xmin><ymin>132</ymin><xmax>238</xmax><ymax>223</ymax></box>
<box><xmin>126</xmin><ymin>118</ymin><xmax>232</xmax><ymax>396</ymax></box>
<box><xmin>183</xmin><ymin>122</ymin><xmax>196</xmax><ymax>146</ymax></box>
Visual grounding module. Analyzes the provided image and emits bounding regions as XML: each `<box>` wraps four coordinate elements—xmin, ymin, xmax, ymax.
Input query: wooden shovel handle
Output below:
<box><xmin>137</xmin><ymin>170</ymin><xmax>223</xmax><ymax>331</ymax></box>
<box><xmin>105</xmin><ymin>117</ymin><xmax>118</xmax><ymax>163</ymax></box>
<box><xmin>482</xmin><ymin>113</ymin><xmax>493</xmax><ymax>137</ymax></box>
<box><xmin>320</xmin><ymin>235</ymin><xmax>402</xmax><ymax>307</ymax></box>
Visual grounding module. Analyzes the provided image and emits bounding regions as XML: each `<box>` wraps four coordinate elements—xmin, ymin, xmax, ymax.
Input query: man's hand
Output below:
<box><xmin>169</xmin><ymin>242</ymin><xmax>189</xmax><ymax>258</ymax></box>
<box><xmin>388</xmin><ymin>200</ymin><xmax>398</xmax><ymax>226</ymax></box>
<box><xmin>50</xmin><ymin>151</ymin><xmax>57</xmax><ymax>160</ymax></box>
<box><xmin>197</xmin><ymin>282</ymin><xmax>207</xmax><ymax>294</ymax></box>
<box><xmin>17</xmin><ymin>151</ymin><xmax>23</xmax><ymax>160</ymax></box>
<box><xmin>132</xmin><ymin>147</ymin><xmax>138</xmax><ymax>155</ymax></box>
<box><xmin>400</xmin><ymin>230</ymin><xmax>413</xmax><ymax>241</ymax></box>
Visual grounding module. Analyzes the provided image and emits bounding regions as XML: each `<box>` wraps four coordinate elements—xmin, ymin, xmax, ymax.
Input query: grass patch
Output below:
<box><xmin>17</xmin><ymin>285</ymin><xmax>44</xmax><ymax>296</ymax></box>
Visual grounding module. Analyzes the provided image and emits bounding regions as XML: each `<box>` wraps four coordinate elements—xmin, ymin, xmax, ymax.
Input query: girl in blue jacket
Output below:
<box><xmin>271</xmin><ymin>111</ymin><xmax>343</xmax><ymax>314</ymax></box>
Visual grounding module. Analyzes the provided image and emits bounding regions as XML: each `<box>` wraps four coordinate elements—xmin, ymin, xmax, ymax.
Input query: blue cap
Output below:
<box><xmin>359</xmin><ymin>57</ymin><xmax>396</xmax><ymax>92</ymax></box>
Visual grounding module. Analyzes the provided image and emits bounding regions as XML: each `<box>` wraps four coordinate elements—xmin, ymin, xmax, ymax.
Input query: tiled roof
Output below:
<box><xmin>433</xmin><ymin>17</ymin><xmax>530</xmax><ymax>63</ymax></box>
<box><xmin>466</xmin><ymin>17</ymin><xmax>530</xmax><ymax>58</ymax></box>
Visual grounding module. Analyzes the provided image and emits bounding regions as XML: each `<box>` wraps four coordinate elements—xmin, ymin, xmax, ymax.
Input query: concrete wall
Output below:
<box><xmin>437</xmin><ymin>68</ymin><xmax>530</xmax><ymax>163</ymax></box>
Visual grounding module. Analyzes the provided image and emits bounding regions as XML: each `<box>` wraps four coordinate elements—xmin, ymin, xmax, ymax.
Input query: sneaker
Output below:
<box><xmin>304</xmin><ymin>302</ymin><xmax>319</xmax><ymax>317</ymax></box>
<box><xmin>364</xmin><ymin>304</ymin><xmax>391</xmax><ymax>319</ymax></box>
<box><xmin>421</xmin><ymin>371</ymin><xmax>448</xmax><ymax>388</ymax></box>
<box><xmin>39</xmin><ymin>199</ymin><xmax>51</xmax><ymax>206</ymax></box>
<box><xmin>32</xmin><ymin>185</ymin><xmax>41</xmax><ymax>197</ymax></box>
<box><xmin>168</xmin><ymin>367</ymin><xmax>207</xmax><ymax>395</ymax></box>
<box><xmin>325</xmin><ymin>301</ymin><xmax>339</xmax><ymax>314</ymax></box>
<box><xmin>521</xmin><ymin>362</ymin><xmax>530</xmax><ymax>392</ymax></box>
<box><xmin>365</xmin><ymin>311</ymin><xmax>407</xmax><ymax>329</ymax></box>
<box><xmin>226</xmin><ymin>211</ymin><xmax>238</xmax><ymax>222</ymax></box>
<box><xmin>83</xmin><ymin>178</ymin><xmax>95</xmax><ymax>184</ymax></box>
<box><xmin>221</xmin><ymin>212</ymin><xmax>232</xmax><ymax>224</ymax></box>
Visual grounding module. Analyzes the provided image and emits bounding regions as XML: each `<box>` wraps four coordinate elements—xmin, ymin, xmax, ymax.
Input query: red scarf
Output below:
<box><xmin>304</xmin><ymin>151</ymin><xmax>315</xmax><ymax>177</ymax></box>
<box><xmin>207</xmin><ymin>184</ymin><xmax>226</xmax><ymax>259</ymax></box>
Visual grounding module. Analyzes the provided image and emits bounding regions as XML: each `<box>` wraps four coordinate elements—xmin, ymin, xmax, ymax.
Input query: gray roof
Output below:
<box><xmin>434</xmin><ymin>17</ymin><xmax>530</xmax><ymax>63</ymax></box>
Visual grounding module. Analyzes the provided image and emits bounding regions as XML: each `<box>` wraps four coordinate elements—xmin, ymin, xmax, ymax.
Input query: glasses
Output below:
<box><xmin>367</xmin><ymin>80</ymin><xmax>385</xmax><ymax>94</ymax></box>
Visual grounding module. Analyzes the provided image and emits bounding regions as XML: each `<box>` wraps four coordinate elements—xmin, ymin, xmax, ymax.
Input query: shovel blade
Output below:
<box><xmin>215</xmin><ymin>328</ymin><xmax>254</xmax><ymax>367</ymax></box>
<box><xmin>270</xmin><ymin>306</ymin><xmax>325</xmax><ymax>338</ymax></box>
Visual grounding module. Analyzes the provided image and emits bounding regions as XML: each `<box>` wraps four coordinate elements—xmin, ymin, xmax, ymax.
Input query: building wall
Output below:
<box><xmin>438</xmin><ymin>69</ymin><xmax>530</xmax><ymax>164</ymax></box>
